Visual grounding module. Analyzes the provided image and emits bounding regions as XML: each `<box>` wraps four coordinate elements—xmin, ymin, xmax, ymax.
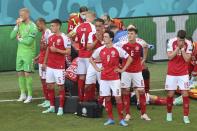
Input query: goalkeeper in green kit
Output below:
<box><xmin>10</xmin><ymin>8</ymin><xmax>38</xmax><ymax>103</ymax></box>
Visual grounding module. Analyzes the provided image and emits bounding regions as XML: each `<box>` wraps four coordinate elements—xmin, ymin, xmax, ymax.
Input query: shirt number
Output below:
<box><xmin>81</xmin><ymin>33</ymin><xmax>86</xmax><ymax>47</ymax></box>
<box><xmin>131</xmin><ymin>50</ymin><xmax>134</xmax><ymax>56</ymax></box>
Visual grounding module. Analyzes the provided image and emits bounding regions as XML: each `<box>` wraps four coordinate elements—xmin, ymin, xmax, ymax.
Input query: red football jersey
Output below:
<box><xmin>190</xmin><ymin>42</ymin><xmax>197</xmax><ymax>73</ymax></box>
<box><xmin>92</xmin><ymin>45</ymin><xmax>129</xmax><ymax>80</ymax></box>
<box><xmin>122</xmin><ymin>42</ymin><xmax>143</xmax><ymax>72</ymax></box>
<box><xmin>67</xmin><ymin>13</ymin><xmax>83</xmax><ymax>33</ymax></box>
<box><xmin>73</xmin><ymin>22</ymin><xmax>96</xmax><ymax>58</ymax></box>
<box><xmin>38</xmin><ymin>29</ymin><xmax>51</xmax><ymax>64</ymax></box>
<box><xmin>93</xmin><ymin>34</ymin><xmax>104</xmax><ymax>49</ymax></box>
<box><xmin>47</xmin><ymin>33</ymin><xmax>71</xmax><ymax>69</ymax></box>
<box><xmin>167</xmin><ymin>37</ymin><xmax>192</xmax><ymax>76</ymax></box>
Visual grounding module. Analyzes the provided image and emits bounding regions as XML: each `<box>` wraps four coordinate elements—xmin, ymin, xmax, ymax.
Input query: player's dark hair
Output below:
<box><xmin>177</xmin><ymin>30</ymin><xmax>186</xmax><ymax>39</ymax></box>
<box><xmin>103</xmin><ymin>14</ymin><xmax>111</xmax><ymax>21</ymax></box>
<box><xmin>127</xmin><ymin>27</ymin><xmax>138</xmax><ymax>34</ymax></box>
<box><xmin>95</xmin><ymin>18</ymin><xmax>105</xmax><ymax>24</ymax></box>
<box><xmin>51</xmin><ymin>19</ymin><xmax>62</xmax><ymax>26</ymax></box>
<box><xmin>36</xmin><ymin>18</ymin><xmax>46</xmax><ymax>24</ymax></box>
<box><xmin>187</xmin><ymin>36</ymin><xmax>193</xmax><ymax>43</ymax></box>
<box><xmin>104</xmin><ymin>30</ymin><xmax>114</xmax><ymax>40</ymax></box>
<box><xmin>79</xmin><ymin>6</ymin><xmax>88</xmax><ymax>13</ymax></box>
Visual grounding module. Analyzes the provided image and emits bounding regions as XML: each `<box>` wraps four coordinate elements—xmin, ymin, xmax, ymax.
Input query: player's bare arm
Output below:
<box><xmin>114</xmin><ymin>56</ymin><xmax>132</xmax><ymax>73</ymax></box>
<box><xmin>10</xmin><ymin>18</ymin><xmax>23</xmax><ymax>40</ymax></box>
<box><xmin>86</xmin><ymin>41</ymin><xmax>97</xmax><ymax>51</ymax></box>
<box><xmin>141</xmin><ymin>46</ymin><xmax>148</xmax><ymax>65</ymax></box>
<box><xmin>42</xmin><ymin>47</ymin><xmax>49</xmax><ymax>71</ymax></box>
<box><xmin>33</xmin><ymin>54</ymin><xmax>40</xmax><ymax>64</ymax></box>
<box><xmin>89</xmin><ymin>57</ymin><xmax>103</xmax><ymax>72</ymax></box>
<box><xmin>67</xmin><ymin>31</ymin><xmax>76</xmax><ymax>38</ymax></box>
<box><xmin>50</xmin><ymin>46</ymin><xmax>71</xmax><ymax>55</ymax></box>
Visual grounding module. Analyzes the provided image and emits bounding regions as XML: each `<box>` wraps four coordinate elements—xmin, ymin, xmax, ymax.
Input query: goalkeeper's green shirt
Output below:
<box><xmin>10</xmin><ymin>21</ymin><xmax>38</xmax><ymax>72</ymax></box>
<box><xmin>10</xmin><ymin>21</ymin><xmax>38</xmax><ymax>57</ymax></box>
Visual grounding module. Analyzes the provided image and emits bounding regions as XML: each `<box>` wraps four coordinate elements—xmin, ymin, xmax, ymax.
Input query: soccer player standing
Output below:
<box><xmin>121</xmin><ymin>27</ymin><xmax>151</xmax><ymax>121</ymax></box>
<box><xmin>90</xmin><ymin>31</ymin><xmax>132</xmax><ymax>126</ymax></box>
<box><xmin>10</xmin><ymin>8</ymin><xmax>38</xmax><ymax>103</ymax></box>
<box><xmin>42</xmin><ymin>19</ymin><xmax>71</xmax><ymax>116</ymax></box>
<box><xmin>165</xmin><ymin>30</ymin><xmax>192</xmax><ymax>124</ymax></box>
<box><xmin>34</xmin><ymin>18</ymin><xmax>52</xmax><ymax>107</ymax></box>
<box><xmin>68</xmin><ymin>11</ymin><xmax>96</xmax><ymax>102</ymax></box>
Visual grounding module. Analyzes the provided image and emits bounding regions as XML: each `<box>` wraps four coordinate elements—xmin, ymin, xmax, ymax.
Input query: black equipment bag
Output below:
<box><xmin>77</xmin><ymin>102</ymin><xmax>103</xmax><ymax>118</ymax></box>
<box><xmin>55</xmin><ymin>96</ymin><xmax>79</xmax><ymax>113</ymax></box>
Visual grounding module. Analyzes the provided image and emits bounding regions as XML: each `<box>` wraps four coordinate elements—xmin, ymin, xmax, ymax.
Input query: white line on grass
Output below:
<box><xmin>0</xmin><ymin>97</ymin><xmax>44</xmax><ymax>103</ymax></box>
<box><xmin>0</xmin><ymin>89</ymin><xmax>165</xmax><ymax>103</ymax></box>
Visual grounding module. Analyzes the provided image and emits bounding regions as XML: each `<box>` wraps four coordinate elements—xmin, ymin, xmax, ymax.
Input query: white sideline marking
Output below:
<box><xmin>0</xmin><ymin>89</ymin><xmax>165</xmax><ymax>103</ymax></box>
<box><xmin>0</xmin><ymin>97</ymin><xmax>44</xmax><ymax>103</ymax></box>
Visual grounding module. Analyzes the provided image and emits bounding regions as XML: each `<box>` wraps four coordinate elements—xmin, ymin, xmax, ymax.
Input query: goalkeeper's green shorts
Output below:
<box><xmin>16</xmin><ymin>54</ymin><xmax>34</xmax><ymax>72</ymax></box>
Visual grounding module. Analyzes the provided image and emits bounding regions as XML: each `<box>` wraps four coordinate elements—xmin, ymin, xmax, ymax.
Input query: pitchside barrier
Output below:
<box><xmin>0</xmin><ymin>13</ymin><xmax>197</xmax><ymax>71</ymax></box>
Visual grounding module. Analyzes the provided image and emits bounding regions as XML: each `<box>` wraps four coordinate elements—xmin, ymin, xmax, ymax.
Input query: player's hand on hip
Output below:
<box><xmin>141</xmin><ymin>59</ymin><xmax>145</xmax><ymax>65</ymax></box>
<box><xmin>96</xmin><ymin>67</ymin><xmax>104</xmax><ymax>72</ymax></box>
<box><xmin>114</xmin><ymin>68</ymin><xmax>123</xmax><ymax>73</ymax></box>
<box><xmin>50</xmin><ymin>46</ymin><xmax>57</xmax><ymax>52</ymax></box>
<box><xmin>42</xmin><ymin>64</ymin><xmax>47</xmax><ymax>71</ymax></box>
<box><xmin>33</xmin><ymin>57</ymin><xmax>38</xmax><ymax>64</ymax></box>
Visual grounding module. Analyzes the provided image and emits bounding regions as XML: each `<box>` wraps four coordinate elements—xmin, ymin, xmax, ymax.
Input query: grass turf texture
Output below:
<box><xmin>0</xmin><ymin>62</ymin><xmax>196</xmax><ymax>131</ymax></box>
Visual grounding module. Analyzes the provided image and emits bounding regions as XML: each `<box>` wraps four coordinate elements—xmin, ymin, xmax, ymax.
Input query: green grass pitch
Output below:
<box><xmin>0</xmin><ymin>62</ymin><xmax>196</xmax><ymax>131</ymax></box>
